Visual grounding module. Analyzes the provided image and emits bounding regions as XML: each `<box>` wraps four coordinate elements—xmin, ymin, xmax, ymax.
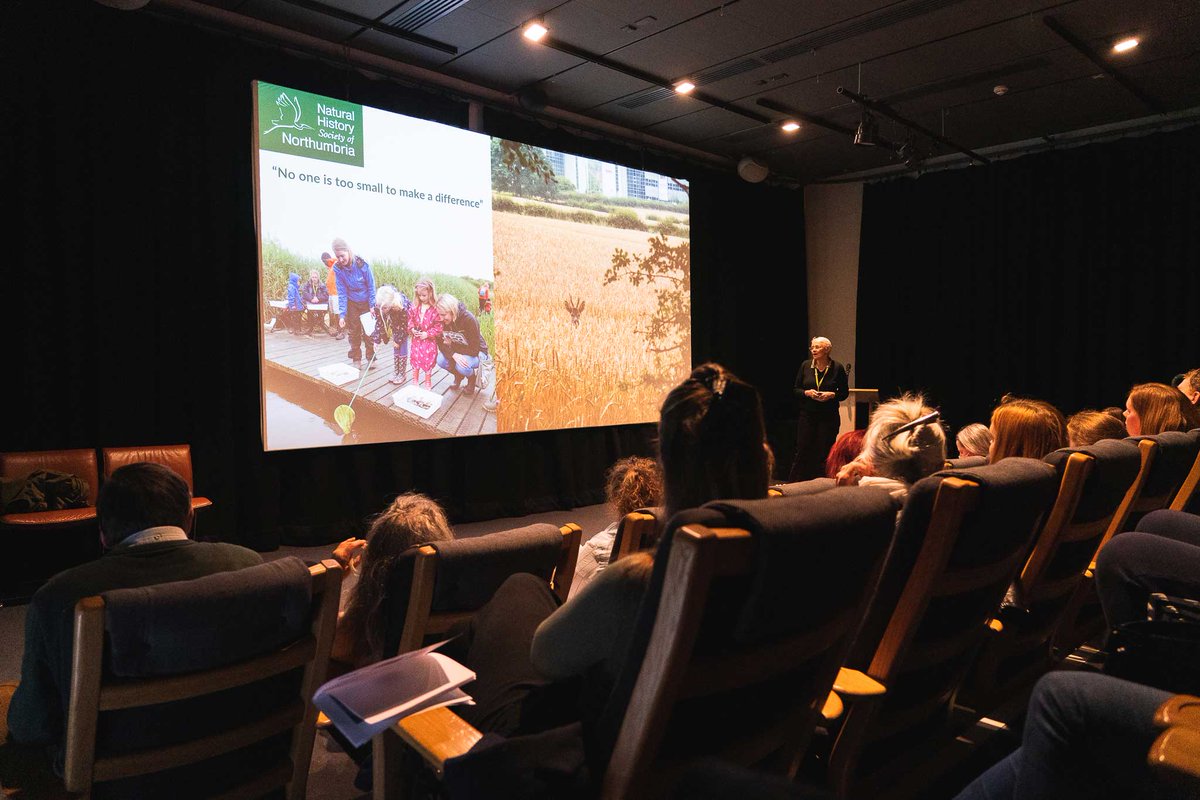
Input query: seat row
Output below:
<box><xmin>382</xmin><ymin>429</ymin><xmax>1200</xmax><ymax>799</ymax></box>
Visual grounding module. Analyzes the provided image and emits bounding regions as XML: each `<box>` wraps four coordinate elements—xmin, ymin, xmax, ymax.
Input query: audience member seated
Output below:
<box><xmin>988</xmin><ymin>396</ymin><xmax>1068</xmax><ymax>462</ymax></box>
<box><xmin>4</xmin><ymin>463</ymin><xmax>261</xmax><ymax>763</ymax></box>
<box><xmin>1124</xmin><ymin>382</ymin><xmax>1200</xmax><ymax>436</ymax></box>
<box><xmin>330</xmin><ymin>492</ymin><xmax>453</xmax><ymax>670</ymax></box>
<box><xmin>448</xmin><ymin>362</ymin><xmax>770</xmax><ymax>738</ymax></box>
<box><xmin>952</xmin><ymin>671</ymin><xmax>1189</xmax><ymax>800</ymax></box>
<box><xmin>568</xmin><ymin>456</ymin><xmax>662</xmax><ymax>600</ymax></box>
<box><xmin>956</xmin><ymin>421</ymin><xmax>993</xmax><ymax>459</ymax></box>
<box><xmin>1174</xmin><ymin>368</ymin><xmax>1199</xmax><ymax>406</ymax></box>
<box><xmin>834</xmin><ymin>393</ymin><xmax>946</xmax><ymax>500</ymax></box>
<box><xmin>824</xmin><ymin>428</ymin><xmax>866</xmax><ymax>479</ymax></box>
<box><xmin>1095</xmin><ymin>508</ymin><xmax>1200</xmax><ymax>628</ymax></box>
<box><xmin>1067</xmin><ymin>407</ymin><xmax>1127</xmax><ymax>447</ymax></box>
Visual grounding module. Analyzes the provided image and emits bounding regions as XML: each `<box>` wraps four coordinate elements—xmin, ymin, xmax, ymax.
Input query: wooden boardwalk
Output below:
<box><xmin>263</xmin><ymin>327</ymin><xmax>497</xmax><ymax>438</ymax></box>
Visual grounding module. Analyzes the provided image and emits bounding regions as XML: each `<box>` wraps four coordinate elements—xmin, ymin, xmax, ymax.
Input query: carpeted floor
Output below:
<box><xmin>0</xmin><ymin>502</ymin><xmax>611</xmax><ymax>798</ymax></box>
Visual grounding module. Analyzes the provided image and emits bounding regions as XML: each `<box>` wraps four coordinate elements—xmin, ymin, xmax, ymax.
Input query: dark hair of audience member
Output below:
<box><xmin>825</xmin><ymin>429</ymin><xmax>867</xmax><ymax>479</ymax></box>
<box><xmin>340</xmin><ymin>492</ymin><xmax>453</xmax><ymax>663</ymax></box>
<box><xmin>989</xmin><ymin>397</ymin><xmax>1068</xmax><ymax>462</ymax></box>
<box><xmin>1126</xmin><ymin>382</ymin><xmax>1200</xmax><ymax>436</ymax></box>
<box><xmin>658</xmin><ymin>362</ymin><xmax>769</xmax><ymax>518</ymax></box>
<box><xmin>605</xmin><ymin>456</ymin><xmax>663</xmax><ymax>519</ymax></box>
<box><xmin>1067</xmin><ymin>408</ymin><xmax>1127</xmax><ymax>448</ymax></box>
<box><xmin>97</xmin><ymin>462</ymin><xmax>192</xmax><ymax>548</ymax></box>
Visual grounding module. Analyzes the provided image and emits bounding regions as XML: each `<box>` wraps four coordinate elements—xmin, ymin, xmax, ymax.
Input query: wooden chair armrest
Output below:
<box><xmin>821</xmin><ymin>691</ymin><xmax>844</xmax><ymax>721</ymax></box>
<box><xmin>833</xmin><ymin>668</ymin><xmax>886</xmax><ymax>697</ymax></box>
<box><xmin>987</xmin><ymin>618</ymin><xmax>1003</xmax><ymax>633</ymax></box>
<box><xmin>1154</xmin><ymin>694</ymin><xmax>1200</xmax><ymax>730</ymax></box>
<box><xmin>393</xmin><ymin>706</ymin><xmax>483</xmax><ymax>774</ymax></box>
<box><xmin>1148</xmin><ymin>727</ymin><xmax>1200</xmax><ymax>780</ymax></box>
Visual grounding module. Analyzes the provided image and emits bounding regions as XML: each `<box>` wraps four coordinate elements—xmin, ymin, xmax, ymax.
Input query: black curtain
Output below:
<box><xmin>7</xmin><ymin>1</ymin><xmax>806</xmax><ymax>549</ymax></box>
<box><xmin>856</xmin><ymin>126</ymin><xmax>1200</xmax><ymax>435</ymax></box>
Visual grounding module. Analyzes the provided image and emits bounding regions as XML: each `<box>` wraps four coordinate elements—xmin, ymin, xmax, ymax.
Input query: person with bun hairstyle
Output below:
<box><xmin>569</xmin><ymin>456</ymin><xmax>663</xmax><ymax>599</ymax></box>
<box><xmin>835</xmin><ymin>393</ymin><xmax>946</xmax><ymax>501</ymax></box>
<box><xmin>1067</xmin><ymin>408</ymin><xmax>1127</xmax><ymax>448</ymax></box>
<box><xmin>1122</xmin><ymin>382</ymin><xmax>1200</xmax><ymax>436</ymax></box>
<box><xmin>988</xmin><ymin>397</ymin><xmax>1067</xmax><ymax>463</ymax></box>
<box><xmin>330</xmin><ymin>492</ymin><xmax>454</xmax><ymax>670</ymax></box>
<box><xmin>442</xmin><ymin>363</ymin><xmax>770</xmax><ymax>738</ymax></box>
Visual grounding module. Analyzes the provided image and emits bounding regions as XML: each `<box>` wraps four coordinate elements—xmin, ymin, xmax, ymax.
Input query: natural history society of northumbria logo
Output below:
<box><xmin>257</xmin><ymin>82</ymin><xmax>365</xmax><ymax>167</ymax></box>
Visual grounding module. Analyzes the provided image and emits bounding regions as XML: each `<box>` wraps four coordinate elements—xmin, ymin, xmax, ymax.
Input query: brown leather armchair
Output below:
<box><xmin>0</xmin><ymin>448</ymin><xmax>99</xmax><ymax>527</ymax></box>
<box><xmin>101</xmin><ymin>444</ymin><xmax>212</xmax><ymax>511</ymax></box>
<box><xmin>1</xmin><ymin>449</ymin><xmax>102</xmax><ymax>600</ymax></box>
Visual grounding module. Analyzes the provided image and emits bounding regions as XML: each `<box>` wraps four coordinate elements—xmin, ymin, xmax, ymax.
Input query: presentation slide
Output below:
<box><xmin>254</xmin><ymin>81</ymin><xmax>691</xmax><ymax>450</ymax></box>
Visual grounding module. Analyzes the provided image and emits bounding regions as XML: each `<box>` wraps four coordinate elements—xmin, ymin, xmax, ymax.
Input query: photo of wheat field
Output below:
<box><xmin>493</xmin><ymin>212</ymin><xmax>691</xmax><ymax>433</ymax></box>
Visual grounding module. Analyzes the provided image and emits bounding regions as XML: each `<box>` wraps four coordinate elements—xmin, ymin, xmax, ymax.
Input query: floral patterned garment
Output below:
<box><xmin>407</xmin><ymin>303</ymin><xmax>442</xmax><ymax>372</ymax></box>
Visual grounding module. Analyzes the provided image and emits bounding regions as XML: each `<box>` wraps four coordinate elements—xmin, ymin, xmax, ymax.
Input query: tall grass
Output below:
<box><xmin>261</xmin><ymin>239</ymin><xmax>494</xmax><ymax>352</ymax></box>
<box><xmin>492</xmin><ymin>213</ymin><xmax>691</xmax><ymax>433</ymax></box>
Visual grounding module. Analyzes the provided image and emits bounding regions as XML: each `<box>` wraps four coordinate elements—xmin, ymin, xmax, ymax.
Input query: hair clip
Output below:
<box><xmin>884</xmin><ymin>410</ymin><xmax>941</xmax><ymax>442</ymax></box>
<box><xmin>711</xmin><ymin>375</ymin><xmax>728</xmax><ymax>398</ymax></box>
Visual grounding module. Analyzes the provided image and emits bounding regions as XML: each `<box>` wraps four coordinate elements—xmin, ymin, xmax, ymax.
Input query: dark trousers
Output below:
<box><xmin>1096</xmin><ymin>510</ymin><xmax>1200</xmax><ymax>627</ymax></box>
<box><xmin>789</xmin><ymin>410</ymin><xmax>840</xmax><ymax>481</ymax></box>
<box><xmin>344</xmin><ymin>298</ymin><xmax>374</xmax><ymax>361</ymax></box>
<box><xmin>953</xmin><ymin>672</ymin><xmax>1179</xmax><ymax>800</ymax></box>
<box><xmin>447</xmin><ymin>574</ymin><xmax>572</xmax><ymax>738</ymax></box>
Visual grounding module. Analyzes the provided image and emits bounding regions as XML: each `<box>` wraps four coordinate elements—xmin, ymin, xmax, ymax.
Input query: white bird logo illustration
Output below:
<box><xmin>263</xmin><ymin>93</ymin><xmax>313</xmax><ymax>135</ymax></box>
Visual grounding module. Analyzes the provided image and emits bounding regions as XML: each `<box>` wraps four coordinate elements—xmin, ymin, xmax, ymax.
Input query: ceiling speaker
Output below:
<box><xmin>737</xmin><ymin>156</ymin><xmax>769</xmax><ymax>183</ymax></box>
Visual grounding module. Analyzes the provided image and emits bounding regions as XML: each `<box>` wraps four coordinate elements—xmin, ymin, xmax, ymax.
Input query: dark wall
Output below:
<box><xmin>8</xmin><ymin>1</ymin><xmax>806</xmax><ymax>549</ymax></box>
<box><xmin>856</xmin><ymin>126</ymin><xmax>1200</xmax><ymax>435</ymax></box>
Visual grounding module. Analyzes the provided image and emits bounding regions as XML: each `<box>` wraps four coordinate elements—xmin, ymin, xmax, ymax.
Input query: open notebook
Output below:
<box><xmin>314</xmin><ymin>641</ymin><xmax>475</xmax><ymax>748</ymax></box>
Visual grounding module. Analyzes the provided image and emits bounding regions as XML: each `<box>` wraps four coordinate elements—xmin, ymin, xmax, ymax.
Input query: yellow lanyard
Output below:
<box><xmin>813</xmin><ymin>363</ymin><xmax>829</xmax><ymax>392</ymax></box>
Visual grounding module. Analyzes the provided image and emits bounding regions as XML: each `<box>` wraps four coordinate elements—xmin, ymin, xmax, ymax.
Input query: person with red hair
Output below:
<box><xmin>825</xmin><ymin>429</ymin><xmax>866</xmax><ymax>479</ymax></box>
<box><xmin>988</xmin><ymin>397</ymin><xmax>1067</xmax><ymax>463</ymax></box>
<box><xmin>1122</xmin><ymin>382</ymin><xmax>1200</xmax><ymax>436</ymax></box>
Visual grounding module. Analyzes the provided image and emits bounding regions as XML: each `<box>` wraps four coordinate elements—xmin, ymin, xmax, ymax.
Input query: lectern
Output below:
<box><xmin>841</xmin><ymin>388</ymin><xmax>879</xmax><ymax>435</ymax></box>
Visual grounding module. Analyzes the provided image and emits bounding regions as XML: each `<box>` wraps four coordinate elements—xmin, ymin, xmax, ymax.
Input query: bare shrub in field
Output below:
<box><xmin>492</xmin><ymin>213</ymin><xmax>691</xmax><ymax>432</ymax></box>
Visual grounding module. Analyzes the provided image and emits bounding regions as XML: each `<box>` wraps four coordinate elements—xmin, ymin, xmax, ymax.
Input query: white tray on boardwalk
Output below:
<box><xmin>393</xmin><ymin>385</ymin><xmax>443</xmax><ymax>419</ymax></box>
<box><xmin>318</xmin><ymin>363</ymin><xmax>361</xmax><ymax>387</ymax></box>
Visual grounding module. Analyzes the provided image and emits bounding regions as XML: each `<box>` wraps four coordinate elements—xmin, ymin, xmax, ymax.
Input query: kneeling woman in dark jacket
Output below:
<box><xmin>435</xmin><ymin>293</ymin><xmax>485</xmax><ymax>393</ymax></box>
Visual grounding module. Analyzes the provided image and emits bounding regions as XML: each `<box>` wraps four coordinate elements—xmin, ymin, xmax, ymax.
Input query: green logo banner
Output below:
<box><xmin>256</xmin><ymin>82</ymin><xmax>364</xmax><ymax>167</ymax></box>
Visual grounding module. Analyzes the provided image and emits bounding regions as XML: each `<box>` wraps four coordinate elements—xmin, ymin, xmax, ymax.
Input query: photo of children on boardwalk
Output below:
<box><xmin>489</xmin><ymin>140</ymin><xmax>692</xmax><ymax>434</ymax></box>
<box><xmin>262</xmin><ymin>235</ymin><xmax>497</xmax><ymax>448</ymax></box>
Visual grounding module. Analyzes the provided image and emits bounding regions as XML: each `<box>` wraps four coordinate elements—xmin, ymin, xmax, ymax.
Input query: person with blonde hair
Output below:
<box><xmin>1067</xmin><ymin>408</ymin><xmax>1126</xmax><ymax>448</ymax></box>
<box><xmin>956</xmin><ymin>422</ymin><xmax>993</xmax><ymax>459</ymax></box>
<box><xmin>789</xmin><ymin>336</ymin><xmax>850</xmax><ymax>481</ymax></box>
<box><xmin>988</xmin><ymin>397</ymin><xmax>1067</xmax><ymax>462</ymax></box>
<box><xmin>568</xmin><ymin>456</ymin><xmax>663</xmax><ymax>599</ymax></box>
<box><xmin>836</xmin><ymin>393</ymin><xmax>946</xmax><ymax>500</ymax></box>
<box><xmin>373</xmin><ymin>285</ymin><xmax>412</xmax><ymax>384</ymax></box>
<box><xmin>435</xmin><ymin>293</ymin><xmax>486</xmax><ymax>394</ymax></box>
<box><xmin>1123</xmin><ymin>382</ymin><xmax>1200</xmax><ymax>436</ymax></box>
<box><xmin>407</xmin><ymin>277</ymin><xmax>441</xmax><ymax>389</ymax></box>
<box><xmin>330</xmin><ymin>492</ymin><xmax>454</xmax><ymax>669</ymax></box>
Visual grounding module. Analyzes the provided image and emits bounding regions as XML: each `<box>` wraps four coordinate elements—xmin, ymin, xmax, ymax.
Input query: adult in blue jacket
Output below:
<box><xmin>332</xmin><ymin>237</ymin><xmax>377</xmax><ymax>367</ymax></box>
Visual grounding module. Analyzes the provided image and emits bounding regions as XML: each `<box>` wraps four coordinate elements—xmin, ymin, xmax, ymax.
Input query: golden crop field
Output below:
<box><xmin>492</xmin><ymin>212</ymin><xmax>691</xmax><ymax>433</ymax></box>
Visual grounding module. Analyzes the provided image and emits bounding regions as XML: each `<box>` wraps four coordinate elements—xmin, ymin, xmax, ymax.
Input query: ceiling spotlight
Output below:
<box><xmin>853</xmin><ymin>111</ymin><xmax>879</xmax><ymax>146</ymax></box>
<box><xmin>523</xmin><ymin>21</ymin><xmax>548</xmax><ymax>42</ymax></box>
<box><xmin>673</xmin><ymin>80</ymin><xmax>696</xmax><ymax>95</ymax></box>
<box><xmin>1113</xmin><ymin>37</ymin><xmax>1139</xmax><ymax>53</ymax></box>
<box><xmin>993</xmin><ymin>84</ymin><xmax>1009</xmax><ymax>96</ymax></box>
<box><xmin>781</xmin><ymin>120</ymin><xmax>801</xmax><ymax>132</ymax></box>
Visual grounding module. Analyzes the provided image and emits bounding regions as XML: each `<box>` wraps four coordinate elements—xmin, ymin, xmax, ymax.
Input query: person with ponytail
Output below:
<box><xmin>835</xmin><ymin>393</ymin><xmax>947</xmax><ymax>501</ymax></box>
<box><xmin>569</xmin><ymin>456</ymin><xmax>663</xmax><ymax>599</ymax></box>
